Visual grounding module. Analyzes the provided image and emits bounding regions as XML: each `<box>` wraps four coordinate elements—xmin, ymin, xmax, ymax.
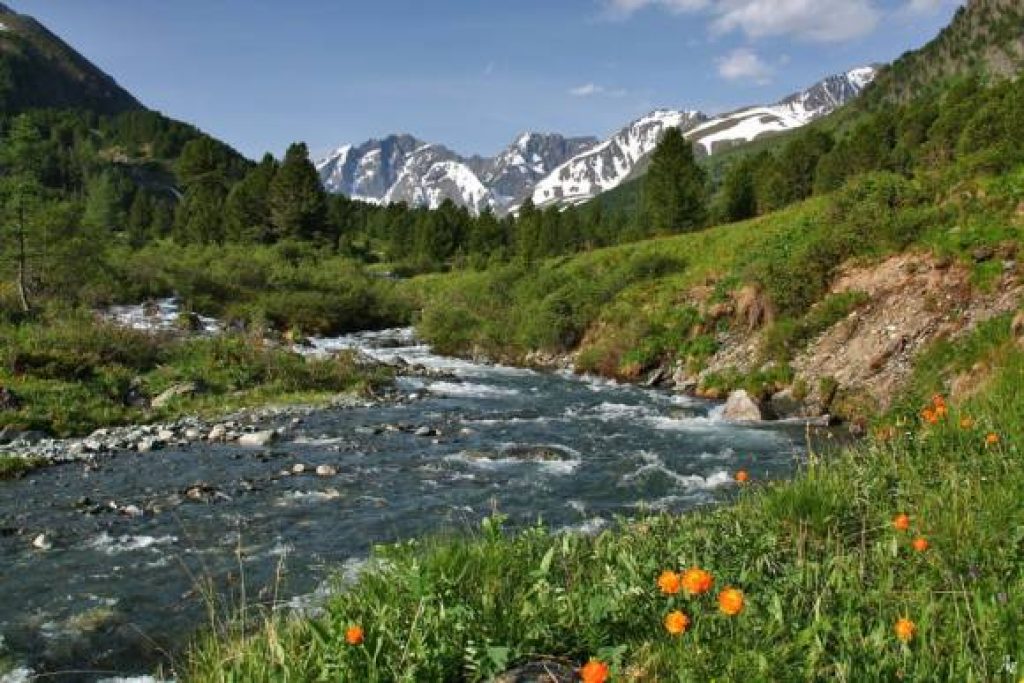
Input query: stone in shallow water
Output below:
<box><xmin>315</xmin><ymin>464</ymin><xmax>337</xmax><ymax>477</ymax></box>
<box><xmin>238</xmin><ymin>430</ymin><xmax>278</xmax><ymax>447</ymax></box>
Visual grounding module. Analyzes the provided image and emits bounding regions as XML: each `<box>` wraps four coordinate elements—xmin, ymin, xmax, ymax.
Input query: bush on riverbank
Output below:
<box><xmin>0</xmin><ymin>313</ymin><xmax>393</xmax><ymax>436</ymax></box>
<box><xmin>183</xmin><ymin>321</ymin><xmax>1023</xmax><ymax>681</ymax></box>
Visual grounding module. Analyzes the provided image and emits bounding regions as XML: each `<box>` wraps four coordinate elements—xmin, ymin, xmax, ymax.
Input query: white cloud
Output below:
<box><xmin>569</xmin><ymin>83</ymin><xmax>627</xmax><ymax>97</ymax></box>
<box><xmin>603</xmin><ymin>0</ymin><xmax>880</xmax><ymax>42</ymax></box>
<box><xmin>711</xmin><ymin>0</ymin><xmax>879</xmax><ymax>42</ymax></box>
<box><xmin>717</xmin><ymin>47</ymin><xmax>773</xmax><ymax>83</ymax></box>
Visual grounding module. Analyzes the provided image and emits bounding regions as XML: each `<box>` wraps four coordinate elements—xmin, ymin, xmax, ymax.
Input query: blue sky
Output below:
<box><xmin>13</xmin><ymin>0</ymin><xmax>962</xmax><ymax>160</ymax></box>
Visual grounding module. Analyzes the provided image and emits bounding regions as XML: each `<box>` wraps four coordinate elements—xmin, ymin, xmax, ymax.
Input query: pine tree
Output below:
<box><xmin>225</xmin><ymin>153</ymin><xmax>278</xmax><ymax>242</ymax></box>
<box><xmin>126</xmin><ymin>190</ymin><xmax>153</xmax><ymax>246</ymax></box>
<box><xmin>719</xmin><ymin>156</ymin><xmax>758</xmax><ymax>222</ymax></box>
<box><xmin>643</xmin><ymin>128</ymin><xmax>707</xmax><ymax>234</ymax></box>
<box><xmin>269</xmin><ymin>143</ymin><xmax>328</xmax><ymax>243</ymax></box>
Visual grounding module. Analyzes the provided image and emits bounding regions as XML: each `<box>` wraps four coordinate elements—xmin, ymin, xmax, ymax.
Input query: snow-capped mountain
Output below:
<box><xmin>317</xmin><ymin>66</ymin><xmax>877</xmax><ymax>214</ymax></box>
<box><xmin>316</xmin><ymin>132</ymin><xmax>596</xmax><ymax>214</ymax></box>
<box><xmin>686</xmin><ymin>66</ymin><xmax>878</xmax><ymax>156</ymax></box>
<box><xmin>533</xmin><ymin>66</ymin><xmax>878</xmax><ymax>207</ymax></box>
<box><xmin>473</xmin><ymin>133</ymin><xmax>599</xmax><ymax>204</ymax></box>
<box><xmin>531</xmin><ymin>110</ymin><xmax>707</xmax><ymax>208</ymax></box>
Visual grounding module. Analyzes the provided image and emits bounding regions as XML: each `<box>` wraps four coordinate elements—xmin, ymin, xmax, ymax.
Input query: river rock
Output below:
<box><xmin>184</xmin><ymin>427</ymin><xmax>202</xmax><ymax>440</ymax></box>
<box><xmin>643</xmin><ymin>366</ymin><xmax>670</xmax><ymax>388</ymax></box>
<box><xmin>136</xmin><ymin>437</ymin><xmax>164</xmax><ymax>453</ymax></box>
<box><xmin>769</xmin><ymin>389</ymin><xmax>805</xmax><ymax>420</ymax></box>
<box><xmin>414</xmin><ymin>426</ymin><xmax>437</xmax><ymax>437</ymax></box>
<box><xmin>32</xmin><ymin>533</ymin><xmax>51</xmax><ymax>551</ymax></box>
<box><xmin>152</xmin><ymin>382</ymin><xmax>201</xmax><ymax>409</ymax></box>
<box><xmin>315</xmin><ymin>464</ymin><xmax>337</xmax><ymax>477</ymax></box>
<box><xmin>207</xmin><ymin>424</ymin><xmax>228</xmax><ymax>441</ymax></box>
<box><xmin>238</xmin><ymin>430</ymin><xmax>278</xmax><ymax>447</ymax></box>
<box><xmin>292</xmin><ymin>463</ymin><xmax>306</xmax><ymax>475</ymax></box>
<box><xmin>156</xmin><ymin>429</ymin><xmax>176</xmax><ymax>442</ymax></box>
<box><xmin>723</xmin><ymin>390</ymin><xmax>769</xmax><ymax>422</ymax></box>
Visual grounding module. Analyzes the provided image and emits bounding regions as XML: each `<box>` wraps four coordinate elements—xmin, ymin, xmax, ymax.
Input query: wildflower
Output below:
<box><xmin>934</xmin><ymin>403</ymin><xmax>948</xmax><ymax>418</ymax></box>
<box><xmin>664</xmin><ymin>610</ymin><xmax>690</xmax><ymax>636</ymax></box>
<box><xmin>986</xmin><ymin>433</ymin><xmax>1000</xmax><ymax>446</ymax></box>
<box><xmin>735</xmin><ymin>469</ymin><xmax>750</xmax><ymax>484</ymax></box>
<box><xmin>892</xmin><ymin>514</ymin><xmax>911</xmax><ymax>532</ymax></box>
<box><xmin>931</xmin><ymin>393</ymin><xmax>946</xmax><ymax>407</ymax></box>
<box><xmin>960</xmin><ymin>416</ymin><xmax>975</xmax><ymax>430</ymax></box>
<box><xmin>657</xmin><ymin>570</ymin><xmax>682</xmax><ymax>595</ymax></box>
<box><xmin>894</xmin><ymin>617</ymin><xmax>916</xmax><ymax>643</ymax></box>
<box><xmin>912</xmin><ymin>537</ymin><xmax>929</xmax><ymax>553</ymax></box>
<box><xmin>345</xmin><ymin>625</ymin><xmax>364</xmax><ymax>646</ymax></box>
<box><xmin>579</xmin><ymin>659</ymin><xmax>610</xmax><ymax>683</ymax></box>
<box><xmin>718</xmin><ymin>587</ymin><xmax>745</xmax><ymax>616</ymax></box>
<box><xmin>921</xmin><ymin>407</ymin><xmax>938</xmax><ymax>425</ymax></box>
<box><xmin>681</xmin><ymin>567</ymin><xmax>714</xmax><ymax>596</ymax></box>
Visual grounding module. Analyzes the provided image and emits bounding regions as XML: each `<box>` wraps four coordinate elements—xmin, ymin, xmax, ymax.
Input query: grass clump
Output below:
<box><xmin>0</xmin><ymin>312</ymin><xmax>393</xmax><ymax>437</ymax></box>
<box><xmin>183</xmin><ymin>324</ymin><xmax>1024</xmax><ymax>682</ymax></box>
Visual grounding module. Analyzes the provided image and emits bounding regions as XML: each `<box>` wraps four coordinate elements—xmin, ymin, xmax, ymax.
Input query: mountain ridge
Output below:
<box><xmin>317</xmin><ymin>66</ymin><xmax>877</xmax><ymax>214</ymax></box>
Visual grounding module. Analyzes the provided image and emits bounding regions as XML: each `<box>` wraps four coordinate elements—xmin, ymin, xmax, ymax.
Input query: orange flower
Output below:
<box><xmin>657</xmin><ymin>570</ymin><xmax>682</xmax><ymax>595</ymax></box>
<box><xmin>934</xmin><ymin>403</ymin><xmax>948</xmax><ymax>418</ymax></box>
<box><xmin>579</xmin><ymin>659</ymin><xmax>610</xmax><ymax>683</ymax></box>
<box><xmin>912</xmin><ymin>537</ymin><xmax>929</xmax><ymax>552</ymax></box>
<box><xmin>718</xmin><ymin>587</ymin><xmax>745</xmax><ymax>616</ymax></box>
<box><xmin>985</xmin><ymin>433</ymin><xmax>1000</xmax><ymax>446</ymax></box>
<box><xmin>664</xmin><ymin>610</ymin><xmax>690</xmax><ymax>636</ymax></box>
<box><xmin>345</xmin><ymin>625</ymin><xmax>364</xmax><ymax>646</ymax></box>
<box><xmin>894</xmin><ymin>617</ymin><xmax>916</xmax><ymax>643</ymax></box>
<box><xmin>959</xmin><ymin>416</ymin><xmax>975</xmax><ymax>430</ymax></box>
<box><xmin>681</xmin><ymin>567</ymin><xmax>714</xmax><ymax>596</ymax></box>
<box><xmin>931</xmin><ymin>394</ymin><xmax>946</xmax><ymax>408</ymax></box>
<box><xmin>735</xmin><ymin>469</ymin><xmax>750</xmax><ymax>484</ymax></box>
<box><xmin>920</xmin><ymin>408</ymin><xmax>938</xmax><ymax>425</ymax></box>
<box><xmin>892</xmin><ymin>514</ymin><xmax>911</xmax><ymax>532</ymax></box>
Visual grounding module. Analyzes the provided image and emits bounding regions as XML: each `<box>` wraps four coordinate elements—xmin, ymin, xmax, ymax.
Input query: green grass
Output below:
<box><xmin>0</xmin><ymin>313</ymin><xmax>393</xmax><ymax>437</ymax></box>
<box><xmin>182</xmin><ymin>321</ymin><xmax>1024</xmax><ymax>682</ymax></box>
<box><xmin>0</xmin><ymin>455</ymin><xmax>43</xmax><ymax>479</ymax></box>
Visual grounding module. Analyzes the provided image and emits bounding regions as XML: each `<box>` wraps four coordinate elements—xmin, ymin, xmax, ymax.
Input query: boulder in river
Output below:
<box><xmin>32</xmin><ymin>533</ymin><xmax>51</xmax><ymax>551</ymax></box>
<box><xmin>238</xmin><ymin>430</ymin><xmax>278</xmax><ymax>447</ymax></box>
<box><xmin>315</xmin><ymin>464</ymin><xmax>337</xmax><ymax>477</ymax></box>
<box><xmin>207</xmin><ymin>424</ymin><xmax>228</xmax><ymax>441</ymax></box>
<box><xmin>723</xmin><ymin>390</ymin><xmax>772</xmax><ymax>422</ymax></box>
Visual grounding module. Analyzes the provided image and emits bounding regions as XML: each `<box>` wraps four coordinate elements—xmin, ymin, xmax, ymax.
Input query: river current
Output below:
<box><xmin>0</xmin><ymin>329</ymin><xmax>810</xmax><ymax>681</ymax></box>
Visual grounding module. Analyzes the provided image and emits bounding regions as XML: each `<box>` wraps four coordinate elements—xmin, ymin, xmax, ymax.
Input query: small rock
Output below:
<box><xmin>722</xmin><ymin>390</ymin><xmax>769</xmax><ymax>422</ymax></box>
<box><xmin>121</xmin><ymin>504</ymin><xmax>144</xmax><ymax>518</ymax></box>
<box><xmin>643</xmin><ymin>366</ymin><xmax>669</xmax><ymax>388</ymax></box>
<box><xmin>292</xmin><ymin>463</ymin><xmax>307</xmax><ymax>475</ymax></box>
<box><xmin>32</xmin><ymin>533</ymin><xmax>51</xmax><ymax>551</ymax></box>
<box><xmin>238</xmin><ymin>430</ymin><xmax>278</xmax><ymax>447</ymax></box>
<box><xmin>972</xmin><ymin>246</ymin><xmax>995</xmax><ymax>263</ymax></box>
<box><xmin>156</xmin><ymin>429</ymin><xmax>176</xmax><ymax>441</ymax></box>
<box><xmin>207</xmin><ymin>424</ymin><xmax>228</xmax><ymax>441</ymax></box>
<box><xmin>184</xmin><ymin>428</ymin><xmax>202</xmax><ymax>440</ymax></box>
<box><xmin>315</xmin><ymin>464</ymin><xmax>337</xmax><ymax>477</ymax></box>
<box><xmin>136</xmin><ymin>437</ymin><xmax>164</xmax><ymax>453</ymax></box>
<box><xmin>414</xmin><ymin>426</ymin><xmax>436</xmax><ymax>437</ymax></box>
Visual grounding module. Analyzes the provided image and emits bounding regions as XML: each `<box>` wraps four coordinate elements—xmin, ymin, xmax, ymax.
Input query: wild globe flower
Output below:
<box><xmin>345</xmin><ymin>625</ymin><xmax>365</xmax><ymax>646</ymax></box>
<box><xmin>912</xmin><ymin>537</ymin><xmax>930</xmax><ymax>552</ymax></box>
<box><xmin>579</xmin><ymin>659</ymin><xmax>610</xmax><ymax>683</ymax></box>
<box><xmin>893</xmin><ymin>514</ymin><xmax>911</xmax><ymax>532</ymax></box>
<box><xmin>986</xmin><ymin>433</ymin><xmax>1000</xmax><ymax>446</ymax></box>
<box><xmin>681</xmin><ymin>567</ymin><xmax>714</xmax><ymax>596</ymax></box>
<box><xmin>960</xmin><ymin>416</ymin><xmax>975</xmax><ymax>430</ymax></box>
<box><xmin>921</xmin><ymin>407</ymin><xmax>939</xmax><ymax>425</ymax></box>
<box><xmin>718</xmin><ymin>587</ymin><xmax>745</xmax><ymax>616</ymax></box>
<box><xmin>657</xmin><ymin>570</ymin><xmax>682</xmax><ymax>595</ymax></box>
<box><xmin>664</xmin><ymin>610</ymin><xmax>690</xmax><ymax>636</ymax></box>
<box><xmin>895</xmin><ymin>617</ymin><xmax>916</xmax><ymax>643</ymax></box>
<box><xmin>735</xmin><ymin>470</ymin><xmax>750</xmax><ymax>484</ymax></box>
